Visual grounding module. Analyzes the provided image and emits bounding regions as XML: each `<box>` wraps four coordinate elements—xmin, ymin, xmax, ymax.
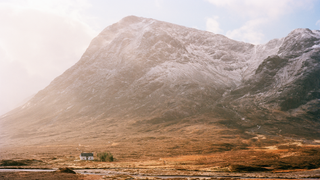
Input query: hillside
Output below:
<box><xmin>0</xmin><ymin>16</ymin><xmax>319</xmax><ymax>152</ymax></box>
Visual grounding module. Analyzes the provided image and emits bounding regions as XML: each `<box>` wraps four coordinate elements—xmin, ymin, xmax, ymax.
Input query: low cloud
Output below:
<box><xmin>316</xmin><ymin>20</ymin><xmax>320</xmax><ymax>27</ymax></box>
<box><xmin>226</xmin><ymin>19</ymin><xmax>266</xmax><ymax>44</ymax></box>
<box><xmin>0</xmin><ymin>1</ymin><xmax>97</xmax><ymax>115</ymax></box>
<box><xmin>154</xmin><ymin>0</ymin><xmax>163</xmax><ymax>8</ymax></box>
<box><xmin>206</xmin><ymin>0</ymin><xmax>316</xmax><ymax>44</ymax></box>
<box><xmin>206</xmin><ymin>0</ymin><xmax>314</xmax><ymax>19</ymax></box>
<box><xmin>206</xmin><ymin>16</ymin><xmax>223</xmax><ymax>34</ymax></box>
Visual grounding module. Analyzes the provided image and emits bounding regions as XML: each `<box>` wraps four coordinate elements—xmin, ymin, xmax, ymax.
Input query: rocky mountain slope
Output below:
<box><xmin>1</xmin><ymin>16</ymin><xmax>319</xmax><ymax>147</ymax></box>
<box><xmin>218</xmin><ymin>28</ymin><xmax>320</xmax><ymax>137</ymax></box>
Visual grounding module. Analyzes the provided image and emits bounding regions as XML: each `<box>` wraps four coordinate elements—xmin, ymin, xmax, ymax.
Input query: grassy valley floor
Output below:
<box><xmin>1</xmin><ymin>135</ymin><xmax>320</xmax><ymax>179</ymax></box>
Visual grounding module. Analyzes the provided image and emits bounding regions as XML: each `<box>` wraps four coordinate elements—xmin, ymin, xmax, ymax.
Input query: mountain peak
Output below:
<box><xmin>289</xmin><ymin>28</ymin><xmax>312</xmax><ymax>35</ymax></box>
<box><xmin>119</xmin><ymin>15</ymin><xmax>146</xmax><ymax>24</ymax></box>
<box><xmin>1</xmin><ymin>17</ymin><xmax>320</xmax><ymax>147</ymax></box>
<box><xmin>284</xmin><ymin>28</ymin><xmax>320</xmax><ymax>42</ymax></box>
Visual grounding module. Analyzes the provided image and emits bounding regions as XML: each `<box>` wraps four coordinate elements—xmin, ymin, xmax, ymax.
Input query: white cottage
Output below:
<box><xmin>80</xmin><ymin>152</ymin><xmax>94</xmax><ymax>160</ymax></box>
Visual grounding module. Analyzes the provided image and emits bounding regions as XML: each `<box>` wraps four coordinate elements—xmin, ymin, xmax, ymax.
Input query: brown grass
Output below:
<box><xmin>0</xmin><ymin>171</ymin><xmax>99</xmax><ymax>180</ymax></box>
<box><xmin>1</xmin><ymin>122</ymin><xmax>320</xmax><ymax>178</ymax></box>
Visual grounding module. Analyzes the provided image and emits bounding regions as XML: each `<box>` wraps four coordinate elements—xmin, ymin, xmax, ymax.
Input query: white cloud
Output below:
<box><xmin>316</xmin><ymin>20</ymin><xmax>320</xmax><ymax>27</ymax></box>
<box><xmin>226</xmin><ymin>19</ymin><xmax>266</xmax><ymax>44</ymax></box>
<box><xmin>206</xmin><ymin>0</ymin><xmax>314</xmax><ymax>19</ymax></box>
<box><xmin>206</xmin><ymin>16</ymin><xmax>223</xmax><ymax>34</ymax></box>
<box><xmin>0</xmin><ymin>0</ymin><xmax>97</xmax><ymax>115</ymax></box>
<box><xmin>206</xmin><ymin>0</ymin><xmax>316</xmax><ymax>44</ymax></box>
<box><xmin>155</xmin><ymin>0</ymin><xmax>163</xmax><ymax>8</ymax></box>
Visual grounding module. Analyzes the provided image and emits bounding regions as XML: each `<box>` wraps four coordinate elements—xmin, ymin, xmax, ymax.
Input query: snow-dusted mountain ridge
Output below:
<box><xmin>41</xmin><ymin>16</ymin><xmax>283</xmax><ymax>117</ymax></box>
<box><xmin>1</xmin><ymin>16</ymin><xmax>320</xmax><ymax>141</ymax></box>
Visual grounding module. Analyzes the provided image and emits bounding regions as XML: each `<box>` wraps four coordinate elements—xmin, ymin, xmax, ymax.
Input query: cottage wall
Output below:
<box><xmin>80</xmin><ymin>154</ymin><xmax>94</xmax><ymax>160</ymax></box>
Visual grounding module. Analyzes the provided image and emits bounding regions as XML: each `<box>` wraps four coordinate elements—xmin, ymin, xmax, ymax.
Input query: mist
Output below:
<box><xmin>0</xmin><ymin>2</ymin><xmax>96</xmax><ymax>115</ymax></box>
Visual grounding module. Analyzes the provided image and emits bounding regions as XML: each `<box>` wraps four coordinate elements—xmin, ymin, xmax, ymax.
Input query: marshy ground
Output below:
<box><xmin>1</xmin><ymin>135</ymin><xmax>320</xmax><ymax>179</ymax></box>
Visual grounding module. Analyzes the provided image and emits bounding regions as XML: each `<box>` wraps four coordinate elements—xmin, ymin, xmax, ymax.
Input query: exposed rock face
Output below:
<box><xmin>1</xmin><ymin>16</ymin><xmax>320</xmax><ymax>144</ymax></box>
<box><xmin>220</xmin><ymin>29</ymin><xmax>320</xmax><ymax>137</ymax></box>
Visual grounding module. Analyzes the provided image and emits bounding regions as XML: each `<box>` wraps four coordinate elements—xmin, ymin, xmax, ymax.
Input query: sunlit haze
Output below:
<box><xmin>0</xmin><ymin>0</ymin><xmax>320</xmax><ymax>115</ymax></box>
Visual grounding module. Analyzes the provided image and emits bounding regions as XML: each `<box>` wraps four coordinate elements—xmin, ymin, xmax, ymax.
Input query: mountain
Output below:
<box><xmin>1</xmin><ymin>16</ymin><xmax>319</xmax><ymax>148</ymax></box>
<box><xmin>220</xmin><ymin>28</ymin><xmax>320</xmax><ymax>138</ymax></box>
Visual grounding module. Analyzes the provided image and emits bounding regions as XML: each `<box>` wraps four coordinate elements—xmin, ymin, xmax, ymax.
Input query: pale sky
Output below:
<box><xmin>0</xmin><ymin>0</ymin><xmax>320</xmax><ymax>115</ymax></box>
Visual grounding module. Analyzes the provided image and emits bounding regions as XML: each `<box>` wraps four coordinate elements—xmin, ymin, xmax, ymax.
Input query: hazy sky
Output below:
<box><xmin>0</xmin><ymin>0</ymin><xmax>320</xmax><ymax>115</ymax></box>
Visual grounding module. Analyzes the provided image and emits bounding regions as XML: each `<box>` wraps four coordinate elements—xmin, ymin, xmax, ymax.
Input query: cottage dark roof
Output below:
<box><xmin>81</xmin><ymin>153</ymin><xmax>93</xmax><ymax>156</ymax></box>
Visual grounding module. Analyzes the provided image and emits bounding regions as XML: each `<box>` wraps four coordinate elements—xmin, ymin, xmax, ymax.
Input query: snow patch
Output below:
<box><xmin>312</xmin><ymin>44</ymin><xmax>320</xmax><ymax>49</ymax></box>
